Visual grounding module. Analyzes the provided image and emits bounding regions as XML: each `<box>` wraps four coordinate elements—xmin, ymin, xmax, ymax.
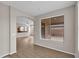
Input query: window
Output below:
<box><xmin>41</xmin><ymin>15</ymin><xmax>64</xmax><ymax>42</ymax></box>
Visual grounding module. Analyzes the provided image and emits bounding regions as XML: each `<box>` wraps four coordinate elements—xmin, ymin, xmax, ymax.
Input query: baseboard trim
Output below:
<box><xmin>9</xmin><ymin>51</ymin><xmax>16</xmax><ymax>55</ymax></box>
<box><xmin>0</xmin><ymin>50</ymin><xmax>16</xmax><ymax>58</ymax></box>
<box><xmin>0</xmin><ymin>51</ymin><xmax>16</xmax><ymax>58</ymax></box>
<box><xmin>0</xmin><ymin>52</ymin><xmax>9</xmax><ymax>58</ymax></box>
<box><xmin>34</xmin><ymin>43</ymin><xmax>75</xmax><ymax>56</ymax></box>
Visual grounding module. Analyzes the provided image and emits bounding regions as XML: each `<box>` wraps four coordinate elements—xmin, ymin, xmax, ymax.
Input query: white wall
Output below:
<box><xmin>10</xmin><ymin>6</ymin><xmax>34</xmax><ymax>54</ymax></box>
<box><xmin>75</xmin><ymin>2</ymin><xmax>79</xmax><ymax>58</ymax></box>
<box><xmin>34</xmin><ymin>5</ymin><xmax>75</xmax><ymax>54</ymax></box>
<box><xmin>0</xmin><ymin>3</ymin><xmax>9</xmax><ymax>57</ymax></box>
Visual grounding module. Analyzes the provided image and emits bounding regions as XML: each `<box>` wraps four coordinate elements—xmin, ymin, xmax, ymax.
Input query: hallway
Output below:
<box><xmin>4</xmin><ymin>37</ymin><xmax>74</xmax><ymax>58</ymax></box>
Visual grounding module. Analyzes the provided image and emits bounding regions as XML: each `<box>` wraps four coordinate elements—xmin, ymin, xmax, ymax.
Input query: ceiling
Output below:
<box><xmin>1</xmin><ymin>1</ymin><xmax>76</xmax><ymax>17</ymax></box>
<box><xmin>16</xmin><ymin>16</ymin><xmax>34</xmax><ymax>26</ymax></box>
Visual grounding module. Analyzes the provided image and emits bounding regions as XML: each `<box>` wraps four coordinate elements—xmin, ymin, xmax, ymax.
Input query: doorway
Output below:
<box><xmin>16</xmin><ymin>16</ymin><xmax>34</xmax><ymax>57</ymax></box>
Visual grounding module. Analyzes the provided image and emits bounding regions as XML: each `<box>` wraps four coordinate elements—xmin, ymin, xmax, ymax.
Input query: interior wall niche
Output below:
<box><xmin>41</xmin><ymin>15</ymin><xmax>64</xmax><ymax>42</ymax></box>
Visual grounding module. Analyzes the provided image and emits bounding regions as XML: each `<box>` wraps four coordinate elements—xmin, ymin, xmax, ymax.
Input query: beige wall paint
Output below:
<box><xmin>34</xmin><ymin>6</ymin><xmax>75</xmax><ymax>54</ymax></box>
